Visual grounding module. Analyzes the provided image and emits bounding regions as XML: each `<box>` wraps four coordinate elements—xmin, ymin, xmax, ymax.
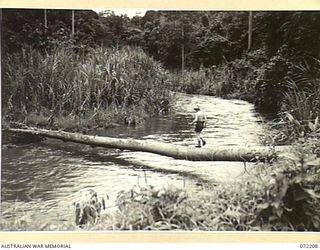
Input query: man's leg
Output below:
<box><xmin>200</xmin><ymin>135</ymin><xmax>206</xmax><ymax>146</ymax></box>
<box><xmin>196</xmin><ymin>132</ymin><xmax>201</xmax><ymax>147</ymax></box>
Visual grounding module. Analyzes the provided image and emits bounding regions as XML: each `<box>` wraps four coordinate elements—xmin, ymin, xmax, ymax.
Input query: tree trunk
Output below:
<box><xmin>6</xmin><ymin>127</ymin><xmax>290</xmax><ymax>162</ymax></box>
<box><xmin>71</xmin><ymin>9</ymin><xmax>75</xmax><ymax>36</ymax></box>
<box><xmin>44</xmin><ymin>9</ymin><xmax>47</xmax><ymax>29</ymax></box>
<box><xmin>248</xmin><ymin>11</ymin><xmax>253</xmax><ymax>51</ymax></box>
<box><xmin>181</xmin><ymin>27</ymin><xmax>185</xmax><ymax>72</ymax></box>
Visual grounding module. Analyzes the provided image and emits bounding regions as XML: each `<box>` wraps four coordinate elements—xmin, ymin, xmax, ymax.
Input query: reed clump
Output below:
<box><xmin>2</xmin><ymin>46</ymin><xmax>173</xmax><ymax>130</ymax></box>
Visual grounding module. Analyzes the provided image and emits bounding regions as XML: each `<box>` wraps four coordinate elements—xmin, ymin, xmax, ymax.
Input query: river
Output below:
<box><xmin>1</xmin><ymin>93</ymin><xmax>268</xmax><ymax>230</ymax></box>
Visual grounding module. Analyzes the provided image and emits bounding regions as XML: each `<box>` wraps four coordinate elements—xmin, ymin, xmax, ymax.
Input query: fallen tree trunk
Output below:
<box><xmin>6</xmin><ymin>127</ymin><xmax>289</xmax><ymax>162</ymax></box>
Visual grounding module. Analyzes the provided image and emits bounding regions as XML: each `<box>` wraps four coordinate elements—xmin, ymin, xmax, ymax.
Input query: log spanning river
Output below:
<box><xmin>1</xmin><ymin>93</ymin><xmax>269</xmax><ymax>229</ymax></box>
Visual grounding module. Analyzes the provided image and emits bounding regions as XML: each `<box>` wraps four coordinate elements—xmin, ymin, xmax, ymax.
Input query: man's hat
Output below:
<box><xmin>194</xmin><ymin>105</ymin><xmax>200</xmax><ymax>110</ymax></box>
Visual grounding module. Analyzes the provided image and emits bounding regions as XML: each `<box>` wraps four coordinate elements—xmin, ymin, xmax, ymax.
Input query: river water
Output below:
<box><xmin>1</xmin><ymin>93</ymin><xmax>267</xmax><ymax>229</ymax></box>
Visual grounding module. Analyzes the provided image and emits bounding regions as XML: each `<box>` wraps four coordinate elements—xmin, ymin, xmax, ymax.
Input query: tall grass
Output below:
<box><xmin>278</xmin><ymin>60</ymin><xmax>320</xmax><ymax>141</ymax></box>
<box><xmin>3</xmin><ymin>46</ymin><xmax>173</xmax><ymax>129</ymax></box>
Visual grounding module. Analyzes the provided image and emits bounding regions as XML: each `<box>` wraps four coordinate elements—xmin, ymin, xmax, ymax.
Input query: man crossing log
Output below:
<box><xmin>5</xmin><ymin>126</ymin><xmax>290</xmax><ymax>162</ymax></box>
<box><xmin>190</xmin><ymin>105</ymin><xmax>207</xmax><ymax>148</ymax></box>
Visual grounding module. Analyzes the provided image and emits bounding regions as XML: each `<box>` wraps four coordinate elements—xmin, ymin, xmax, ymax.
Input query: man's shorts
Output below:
<box><xmin>195</xmin><ymin>122</ymin><xmax>205</xmax><ymax>132</ymax></box>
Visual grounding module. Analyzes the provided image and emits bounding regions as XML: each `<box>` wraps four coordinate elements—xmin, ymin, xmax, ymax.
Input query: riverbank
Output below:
<box><xmin>171</xmin><ymin>51</ymin><xmax>265</xmax><ymax>104</ymax></box>
<box><xmin>1</xmin><ymin>140</ymin><xmax>318</xmax><ymax>231</ymax></box>
<box><xmin>174</xmin><ymin>52</ymin><xmax>320</xmax><ymax>132</ymax></box>
<box><xmin>1</xmin><ymin>117</ymin><xmax>319</xmax><ymax>231</ymax></box>
<box><xmin>81</xmin><ymin>136</ymin><xmax>319</xmax><ymax>231</ymax></box>
<box><xmin>2</xmin><ymin>46</ymin><xmax>173</xmax><ymax>133</ymax></box>
<box><xmin>1</xmin><ymin>93</ymin><xmax>319</xmax><ymax>232</ymax></box>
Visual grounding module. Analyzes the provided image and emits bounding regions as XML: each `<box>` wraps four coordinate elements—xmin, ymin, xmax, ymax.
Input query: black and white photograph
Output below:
<box><xmin>1</xmin><ymin>7</ymin><xmax>320</xmax><ymax>233</ymax></box>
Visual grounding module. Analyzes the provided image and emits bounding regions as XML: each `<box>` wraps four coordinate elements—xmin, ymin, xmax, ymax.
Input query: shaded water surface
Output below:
<box><xmin>1</xmin><ymin>93</ymin><xmax>267</xmax><ymax>228</ymax></box>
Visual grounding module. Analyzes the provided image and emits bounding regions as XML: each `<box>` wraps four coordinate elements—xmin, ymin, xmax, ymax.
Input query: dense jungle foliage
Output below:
<box><xmin>2</xmin><ymin>10</ymin><xmax>320</xmax><ymax>115</ymax></box>
<box><xmin>1</xmin><ymin>9</ymin><xmax>319</xmax><ymax>231</ymax></box>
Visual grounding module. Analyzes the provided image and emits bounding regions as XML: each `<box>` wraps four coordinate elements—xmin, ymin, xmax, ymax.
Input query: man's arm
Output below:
<box><xmin>190</xmin><ymin>114</ymin><xmax>198</xmax><ymax>125</ymax></box>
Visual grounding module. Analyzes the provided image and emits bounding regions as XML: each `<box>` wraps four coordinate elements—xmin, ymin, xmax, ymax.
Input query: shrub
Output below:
<box><xmin>90</xmin><ymin>183</ymin><xmax>266</xmax><ymax>231</ymax></box>
<box><xmin>171</xmin><ymin>49</ymin><xmax>267</xmax><ymax>103</ymax></box>
<box><xmin>173</xmin><ymin>68</ymin><xmax>218</xmax><ymax>95</ymax></box>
